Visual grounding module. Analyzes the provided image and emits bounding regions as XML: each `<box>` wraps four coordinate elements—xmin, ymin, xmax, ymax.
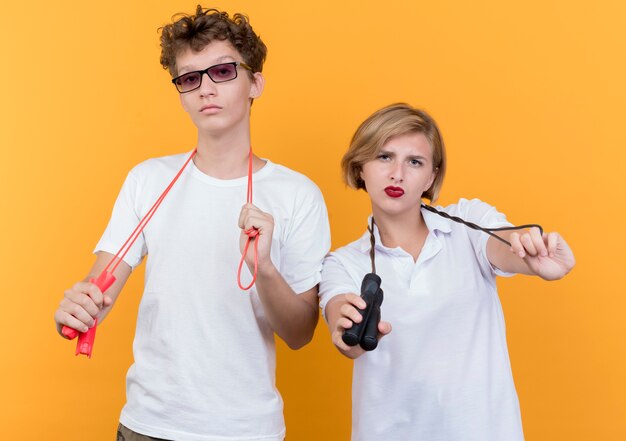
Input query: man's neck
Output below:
<box><xmin>193</xmin><ymin>129</ymin><xmax>262</xmax><ymax>179</ymax></box>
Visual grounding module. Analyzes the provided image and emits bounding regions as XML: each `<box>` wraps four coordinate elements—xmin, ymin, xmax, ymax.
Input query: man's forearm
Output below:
<box><xmin>254</xmin><ymin>264</ymin><xmax>319</xmax><ymax>349</ymax></box>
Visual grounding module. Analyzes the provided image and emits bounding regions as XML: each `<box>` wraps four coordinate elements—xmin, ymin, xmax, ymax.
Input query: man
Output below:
<box><xmin>54</xmin><ymin>6</ymin><xmax>330</xmax><ymax>440</ymax></box>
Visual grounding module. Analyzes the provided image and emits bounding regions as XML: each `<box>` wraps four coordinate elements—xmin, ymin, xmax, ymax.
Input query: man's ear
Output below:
<box><xmin>249</xmin><ymin>72</ymin><xmax>265</xmax><ymax>99</ymax></box>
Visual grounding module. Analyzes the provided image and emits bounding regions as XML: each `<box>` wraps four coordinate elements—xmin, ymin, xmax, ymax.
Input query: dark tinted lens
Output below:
<box><xmin>176</xmin><ymin>72</ymin><xmax>202</xmax><ymax>92</ymax></box>
<box><xmin>207</xmin><ymin>63</ymin><xmax>237</xmax><ymax>82</ymax></box>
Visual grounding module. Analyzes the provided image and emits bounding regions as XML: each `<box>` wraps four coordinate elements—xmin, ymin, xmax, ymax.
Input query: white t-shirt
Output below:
<box><xmin>319</xmin><ymin>199</ymin><xmax>524</xmax><ymax>441</ymax></box>
<box><xmin>96</xmin><ymin>152</ymin><xmax>330</xmax><ymax>441</ymax></box>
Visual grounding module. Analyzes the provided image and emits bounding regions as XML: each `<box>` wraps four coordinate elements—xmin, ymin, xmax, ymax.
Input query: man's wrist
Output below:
<box><xmin>255</xmin><ymin>259</ymin><xmax>279</xmax><ymax>279</ymax></box>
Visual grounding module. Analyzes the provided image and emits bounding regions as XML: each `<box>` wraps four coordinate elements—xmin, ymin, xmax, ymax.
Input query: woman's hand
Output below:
<box><xmin>509</xmin><ymin>228</ymin><xmax>575</xmax><ymax>280</ymax></box>
<box><xmin>328</xmin><ymin>293</ymin><xmax>392</xmax><ymax>359</ymax></box>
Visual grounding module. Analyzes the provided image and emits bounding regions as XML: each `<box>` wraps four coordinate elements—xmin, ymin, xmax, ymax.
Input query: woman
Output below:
<box><xmin>319</xmin><ymin>103</ymin><xmax>575</xmax><ymax>441</ymax></box>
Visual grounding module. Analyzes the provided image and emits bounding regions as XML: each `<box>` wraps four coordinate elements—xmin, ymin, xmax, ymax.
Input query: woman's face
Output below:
<box><xmin>360</xmin><ymin>132</ymin><xmax>436</xmax><ymax>217</ymax></box>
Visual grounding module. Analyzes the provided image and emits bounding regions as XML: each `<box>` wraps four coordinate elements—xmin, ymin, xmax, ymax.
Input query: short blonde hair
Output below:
<box><xmin>341</xmin><ymin>103</ymin><xmax>446</xmax><ymax>203</ymax></box>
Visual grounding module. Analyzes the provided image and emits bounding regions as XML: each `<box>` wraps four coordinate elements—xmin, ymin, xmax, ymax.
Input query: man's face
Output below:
<box><xmin>175</xmin><ymin>40</ymin><xmax>263</xmax><ymax>135</ymax></box>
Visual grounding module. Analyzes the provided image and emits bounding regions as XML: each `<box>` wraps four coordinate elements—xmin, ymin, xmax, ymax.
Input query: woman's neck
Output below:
<box><xmin>372</xmin><ymin>206</ymin><xmax>430</xmax><ymax>261</ymax></box>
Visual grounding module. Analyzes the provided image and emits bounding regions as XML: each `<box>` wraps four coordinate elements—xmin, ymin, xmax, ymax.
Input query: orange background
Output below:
<box><xmin>1</xmin><ymin>1</ymin><xmax>624</xmax><ymax>440</ymax></box>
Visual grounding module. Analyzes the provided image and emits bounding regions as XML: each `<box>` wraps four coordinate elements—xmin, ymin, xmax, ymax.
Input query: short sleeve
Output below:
<box><xmin>94</xmin><ymin>170</ymin><xmax>147</xmax><ymax>269</ymax></box>
<box><xmin>319</xmin><ymin>253</ymin><xmax>360</xmax><ymax>320</ymax></box>
<box><xmin>278</xmin><ymin>183</ymin><xmax>331</xmax><ymax>294</ymax></box>
<box><xmin>455</xmin><ymin>198</ymin><xmax>515</xmax><ymax>277</ymax></box>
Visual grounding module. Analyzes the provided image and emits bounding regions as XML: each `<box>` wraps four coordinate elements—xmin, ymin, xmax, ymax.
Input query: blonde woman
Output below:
<box><xmin>319</xmin><ymin>103</ymin><xmax>575</xmax><ymax>441</ymax></box>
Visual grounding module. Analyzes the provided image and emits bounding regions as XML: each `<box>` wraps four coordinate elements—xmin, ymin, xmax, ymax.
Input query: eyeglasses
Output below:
<box><xmin>171</xmin><ymin>62</ymin><xmax>253</xmax><ymax>93</ymax></box>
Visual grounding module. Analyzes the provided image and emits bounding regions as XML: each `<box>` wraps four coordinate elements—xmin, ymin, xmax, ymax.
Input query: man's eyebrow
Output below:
<box><xmin>177</xmin><ymin>56</ymin><xmax>237</xmax><ymax>75</ymax></box>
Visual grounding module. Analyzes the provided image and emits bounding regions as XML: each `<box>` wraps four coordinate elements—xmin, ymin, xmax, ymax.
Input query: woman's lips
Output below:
<box><xmin>384</xmin><ymin>186</ymin><xmax>404</xmax><ymax>198</ymax></box>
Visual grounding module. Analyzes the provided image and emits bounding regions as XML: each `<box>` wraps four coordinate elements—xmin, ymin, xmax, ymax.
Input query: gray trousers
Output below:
<box><xmin>116</xmin><ymin>423</ymin><xmax>171</xmax><ymax>441</ymax></box>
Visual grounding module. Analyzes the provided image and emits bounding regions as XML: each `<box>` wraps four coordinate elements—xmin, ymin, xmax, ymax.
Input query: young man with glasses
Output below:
<box><xmin>54</xmin><ymin>6</ymin><xmax>330</xmax><ymax>441</ymax></box>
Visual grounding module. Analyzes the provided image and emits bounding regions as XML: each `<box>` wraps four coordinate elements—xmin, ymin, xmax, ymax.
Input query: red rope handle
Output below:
<box><xmin>237</xmin><ymin>149</ymin><xmax>259</xmax><ymax>290</ymax></box>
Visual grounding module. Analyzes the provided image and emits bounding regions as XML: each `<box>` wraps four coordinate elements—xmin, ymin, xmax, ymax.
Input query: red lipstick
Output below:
<box><xmin>384</xmin><ymin>186</ymin><xmax>404</xmax><ymax>198</ymax></box>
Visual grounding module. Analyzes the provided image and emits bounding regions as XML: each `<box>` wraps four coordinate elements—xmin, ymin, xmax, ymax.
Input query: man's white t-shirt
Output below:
<box><xmin>96</xmin><ymin>152</ymin><xmax>330</xmax><ymax>441</ymax></box>
<box><xmin>319</xmin><ymin>199</ymin><xmax>524</xmax><ymax>441</ymax></box>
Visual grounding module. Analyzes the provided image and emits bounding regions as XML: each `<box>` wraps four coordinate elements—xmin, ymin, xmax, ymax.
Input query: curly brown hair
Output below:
<box><xmin>159</xmin><ymin>5</ymin><xmax>267</xmax><ymax>78</ymax></box>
